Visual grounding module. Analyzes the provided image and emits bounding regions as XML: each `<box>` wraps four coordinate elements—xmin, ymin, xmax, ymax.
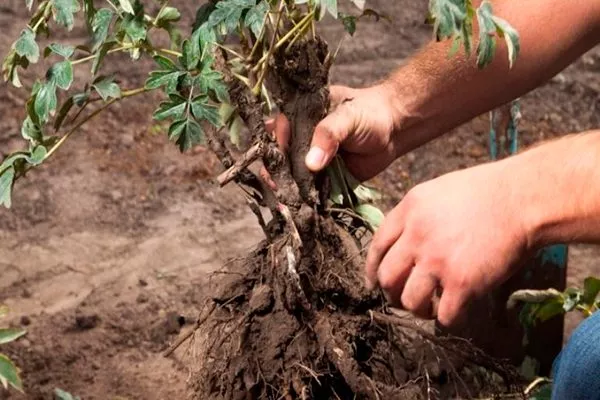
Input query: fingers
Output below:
<box><xmin>306</xmin><ymin>104</ymin><xmax>356</xmax><ymax>171</ymax></box>
<box><xmin>374</xmin><ymin>234</ymin><xmax>415</xmax><ymax>306</ymax></box>
<box><xmin>365</xmin><ymin>203</ymin><xmax>408</xmax><ymax>289</ymax></box>
<box><xmin>329</xmin><ymin>85</ymin><xmax>357</xmax><ymax>108</ymax></box>
<box><xmin>437</xmin><ymin>288</ymin><xmax>469</xmax><ymax>327</ymax></box>
<box><xmin>400</xmin><ymin>267</ymin><xmax>439</xmax><ymax>319</ymax></box>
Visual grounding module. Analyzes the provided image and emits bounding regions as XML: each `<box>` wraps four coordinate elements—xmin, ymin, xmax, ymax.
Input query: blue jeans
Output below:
<box><xmin>552</xmin><ymin>310</ymin><xmax>600</xmax><ymax>400</ymax></box>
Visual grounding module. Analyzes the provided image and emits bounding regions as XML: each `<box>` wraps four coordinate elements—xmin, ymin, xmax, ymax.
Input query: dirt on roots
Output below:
<box><xmin>189</xmin><ymin>216</ymin><xmax>522</xmax><ymax>400</ymax></box>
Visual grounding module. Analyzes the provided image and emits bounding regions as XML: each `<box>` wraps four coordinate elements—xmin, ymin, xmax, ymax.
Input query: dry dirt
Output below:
<box><xmin>0</xmin><ymin>1</ymin><xmax>598</xmax><ymax>399</ymax></box>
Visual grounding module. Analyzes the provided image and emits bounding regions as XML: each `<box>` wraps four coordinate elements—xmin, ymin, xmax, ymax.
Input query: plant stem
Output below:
<box><xmin>156</xmin><ymin>48</ymin><xmax>182</xmax><ymax>58</ymax></box>
<box><xmin>71</xmin><ymin>45</ymin><xmax>134</xmax><ymax>65</ymax></box>
<box><xmin>215</xmin><ymin>43</ymin><xmax>246</xmax><ymax>60</ymax></box>
<box><xmin>251</xmin><ymin>9</ymin><xmax>315</xmax><ymax>74</ymax></box>
<box><xmin>44</xmin><ymin>87</ymin><xmax>150</xmax><ymax>161</ymax></box>
<box><xmin>252</xmin><ymin>0</ymin><xmax>285</xmax><ymax>95</ymax></box>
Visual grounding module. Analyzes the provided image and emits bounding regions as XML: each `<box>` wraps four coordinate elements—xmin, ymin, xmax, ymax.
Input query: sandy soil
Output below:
<box><xmin>0</xmin><ymin>0</ymin><xmax>598</xmax><ymax>398</ymax></box>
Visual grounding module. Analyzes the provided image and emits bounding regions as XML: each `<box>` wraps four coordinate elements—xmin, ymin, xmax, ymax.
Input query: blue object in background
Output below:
<box><xmin>489</xmin><ymin>101</ymin><xmax>568</xmax><ymax>269</ymax></box>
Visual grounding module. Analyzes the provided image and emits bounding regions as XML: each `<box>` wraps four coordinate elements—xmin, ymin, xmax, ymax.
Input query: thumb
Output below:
<box><xmin>306</xmin><ymin>104</ymin><xmax>356</xmax><ymax>171</ymax></box>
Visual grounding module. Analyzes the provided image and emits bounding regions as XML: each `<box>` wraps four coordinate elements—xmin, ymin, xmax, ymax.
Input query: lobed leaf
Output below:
<box><xmin>51</xmin><ymin>0</ymin><xmax>81</xmax><ymax>31</ymax></box>
<box><xmin>168</xmin><ymin>118</ymin><xmax>204</xmax><ymax>152</ymax></box>
<box><xmin>191</xmin><ymin>96</ymin><xmax>221</xmax><ymax>127</ymax></box>
<box><xmin>244</xmin><ymin>1</ymin><xmax>269</xmax><ymax>37</ymax></box>
<box><xmin>93</xmin><ymin>76</ymin><xmax>121</xmax><ymax>101</ymax></box>
<box><xmin>45</xmin><ymin>43</ymin><xmax>75</xmax><ymax>59</ymax></box>
<box><xmin>91</xmin><ymin>8</ymin><xmax>114</xmax><ymax>51</ymax></box>
<box><xmin>153</xmin><ymin>94</ymin><xmax>187</xmax><ymax>121</ymax></box>
<box><xmin>47</xmin><ymin>60</ymin><xmax>74</xmax><ymax>90</ymax></box>
<box><xmin>14</xmin><ymin>27</ymin><xmax>40</xmax><ymax>64</ymax></box>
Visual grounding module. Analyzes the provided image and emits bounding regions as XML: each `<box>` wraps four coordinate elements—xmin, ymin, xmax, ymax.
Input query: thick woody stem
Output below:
<box><xmin>217</xmin><ymin>142</ymin><xmax>264</xmax><ymax>186</ymax></box>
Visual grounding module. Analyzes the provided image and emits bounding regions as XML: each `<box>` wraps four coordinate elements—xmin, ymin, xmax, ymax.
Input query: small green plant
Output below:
<box><xmin>0</xmin><ymin>306</ymin><xmax>26</xmax><ymax>393</ymax></box>
<box><xmin>54</xmin><ymin>388</ymin><xmax>82</xmax><ymax>400</ymax></box>
<box><xmin>508</xmin><ymin>276</ymin><xmax>600</xmax><ymax>327</ymax></box>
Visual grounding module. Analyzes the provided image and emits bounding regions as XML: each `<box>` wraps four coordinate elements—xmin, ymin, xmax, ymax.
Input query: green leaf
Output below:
<box><xmin>168</xmin><ymin>118</ymin><xmax>204</xmax><ymax>152</ymax></box>
<box><xmin>156</xmin><ymin>6</ymin><xmax>180</xmax><ymax>23</ymax></box>
<box><xmin>428</xmin><ymin>0</ymin><xmax>468</xmax><ymax>41</ymax></box>
<box><xmin>45</xmin><ymin>43</ymin><xmax>75</xmax><ymax>59</ymax></box>
<box><xmin>0</xmin><ymin>353</ymin><xmax>23</xmax><ymax>392</ymax></box>
<box><xmin>322</xmin><ymin>0</ymin><xmax>338</xmax><ymax>19</ymax></box>
<box><xmin>529</xmin><ymin>383</ymin><xmax>553</xmax><ymax>400</ymax></box>
<box><xmin>583</xmin><ymin>277</ymin><xmax>600</xmax><ymax>306</ymax></box>
<box><xmin>0</xmin><ymin>167</ymin><xmax>15</xmax><ymax>209</ymax></box>
<box><xmin>0</xmin><ymin>328</ymin><xmax>26</xmax><ymax>345</ymax></box>
<box><xmin>492</xmin><ymin>15</ymin><xmax>520</xmax><ymax>68</ymax></box>
<box><xmin>191</xmin><ymin>96</ymin><xmax>221</xmax><ymax>127</ymax></box>
<box><xmin>26</xmin><ymin>0</ymin><xmax>34</xmax><ymax>10</ymax></box>
<box><xmin>92</xmin><ymin>41</ymin><xmax>116</xmax><ymax>75</ymax></box>
<box><xmin>91</xmin><ymin>8</ymin><xmax>114</xmax><ymax>51</ymax></box>
<box><xmin>14</xmin><ymin>27</ymin><xmax>40</xmax><ymax>64</ymax></box>
<box><xmin>207</xmin><ymin>0</ymin><xmax>255</xmax><ymax>34</ymax></box>
<box><xmin>193</xmin><ymin>3</ymin><xmax>216</xmax><ymax>31</ymax></box>
<box><xmin>54</xmin><ymin>388</ymin><xmax>81</xmax><ymax>400</ymax></box>
<box><xmin>196</xmin><ymin>66</ymin><xmax>228</xmax><ymax>102</ymax></box>
<box><xmin>93</xmin><ymin>77</ymin><xmax>121</xmax><ymax>101</ymax></box>
<box><xmin>180</xmin><ymin>39</ymin><xmax>200</xmax><ymax>70</ymax></box>
<box><xmin>563</xmin><ymin>288</ymin><xmax>582</xmax><ymax>313</ymax></box>
<box><xmin>35</xmin><ymin>82</ymin><xmax>58</xmax><ymax>123</ymax></box>
<box><xmin>475</xmin><ymin>1</ymin><xmax>497</xmax><ymax>68</ymax></box>
<box><xmin>28</xmin><ymin>145</ymin><xmax>48</xmax><ymax>165</ymax></box>
<box><xmin>356</xmin><ymin>204</ymin><xmax>384</xmax><ymax>230</ymax></box>
<box><xmin>118</xmin><ymin>0</ymin><xmax>135</xmax><ymax>14</ymax></box>
<box><xmin>153</xmin><ymin>95</ymin><xmax>187</xmax><ymax>121</ymax></box>
<box><xmin>22</xmin><ymin>116</ymin><xmax>44</xmax><ymax>142</ymax></box>
<box><xmin>83</xmin><ymin>0</ymin><xmax>96</xmax><ymax>30</ymax></box>
<box><xmin>153</xmin><ymin>55</ymin><xmax>177</xmax><ymax>71</ymax></box>
<box><xmin>51</xmin><ymin>0</ymin><xmax>81</xmax><ymax>30</ymax></box>
<box><xmin>121</xmin><ymin>2</ymin><xmax>147</xmax><ymax>44</ymax></box>
<box><xmin>244</xmin><ymin>1</ymin><xmax>269</xmax><ymax>37</ymax></box>
<box><xmin>533</xmin><ymin>297</ymin><xmax>565</xmax><ymax>323</ymax></box>
<box><xmin>340</xmin><ymin>14</ymin><xmax>357</xmax><ymax>36</ymax></box>
<box><xmin>47</xmin><ymin>60</ymin><xmax>74</xmax><ymax>90</ymax></box>
<box><xmin>145</xmin><ymin>70</ymin><xmax>184</xmax><ymax>92</ymax></box>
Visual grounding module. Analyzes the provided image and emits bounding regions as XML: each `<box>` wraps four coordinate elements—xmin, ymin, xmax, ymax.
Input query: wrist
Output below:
<box><xmin>510</xmin><ymin>132</ymin><xmax>600</xmax><ymax>250</ymax></box>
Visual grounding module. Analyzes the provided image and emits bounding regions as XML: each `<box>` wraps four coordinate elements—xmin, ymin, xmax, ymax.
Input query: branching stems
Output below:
<box><xmin>44</xmin><ymin>87</ymin><xmax>150</xmax><ymax>161</ymax></box>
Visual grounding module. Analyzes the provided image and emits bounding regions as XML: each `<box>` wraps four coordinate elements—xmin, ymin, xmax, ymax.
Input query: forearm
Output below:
<box><xmin>509</xmin><ymin>130</ymin><xmax>600</xmax><ymax>248</ymax></box>
<box><xmin>384</xmin><ymin>0</ymin><xmax>600</xmax><ymax>155</ymax></box>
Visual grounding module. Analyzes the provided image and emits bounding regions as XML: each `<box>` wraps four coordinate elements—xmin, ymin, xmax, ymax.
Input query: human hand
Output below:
<box><xmin>266</xmin><ymin>83</ymin><xmax>401</xmax><ymax>182</ymax></box>
<box><xmin>365</xmin><ymin>161</ymin><xmax>534</xmax><ymax>326</ymax></box>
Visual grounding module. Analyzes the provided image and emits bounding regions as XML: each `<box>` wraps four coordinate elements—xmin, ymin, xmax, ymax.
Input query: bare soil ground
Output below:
<box><xmin>0</xmin><ymin>1</ymin><xmax>598</xmax><ymax>399</ymax></box>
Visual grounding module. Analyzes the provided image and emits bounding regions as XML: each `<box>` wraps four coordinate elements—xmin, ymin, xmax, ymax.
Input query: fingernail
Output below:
<box><xmin>306</xmin><ymin>147</ymin><xmax>326</xmax><ymax>170</ymax></box>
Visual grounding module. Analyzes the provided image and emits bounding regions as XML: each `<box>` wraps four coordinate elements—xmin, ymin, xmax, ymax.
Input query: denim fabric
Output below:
<box><xmin>552</xmin><ymin>310</ymin><xmax>600</xmax><ymax>400</ymax></box>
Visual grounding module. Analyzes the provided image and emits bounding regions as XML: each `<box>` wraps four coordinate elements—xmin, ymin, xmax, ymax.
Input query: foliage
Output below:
<box><xmin>0</xmin><ymin>306</ymin><xmax>26</xmax><ymax>393</ymax></box>
<box><xmin>508</xmin><ymin>276</ymin><xmax>600</xmax><ymax>328</ymax></box>
<box><xmin>1</xmin><ymin>0</ymin><xmax>519</xmax><ymax>226</ymax></box>
<box><xmin>54</xmin><ymin>388</ymin><xmax>82</xmax><ymax>400</ymax></box>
